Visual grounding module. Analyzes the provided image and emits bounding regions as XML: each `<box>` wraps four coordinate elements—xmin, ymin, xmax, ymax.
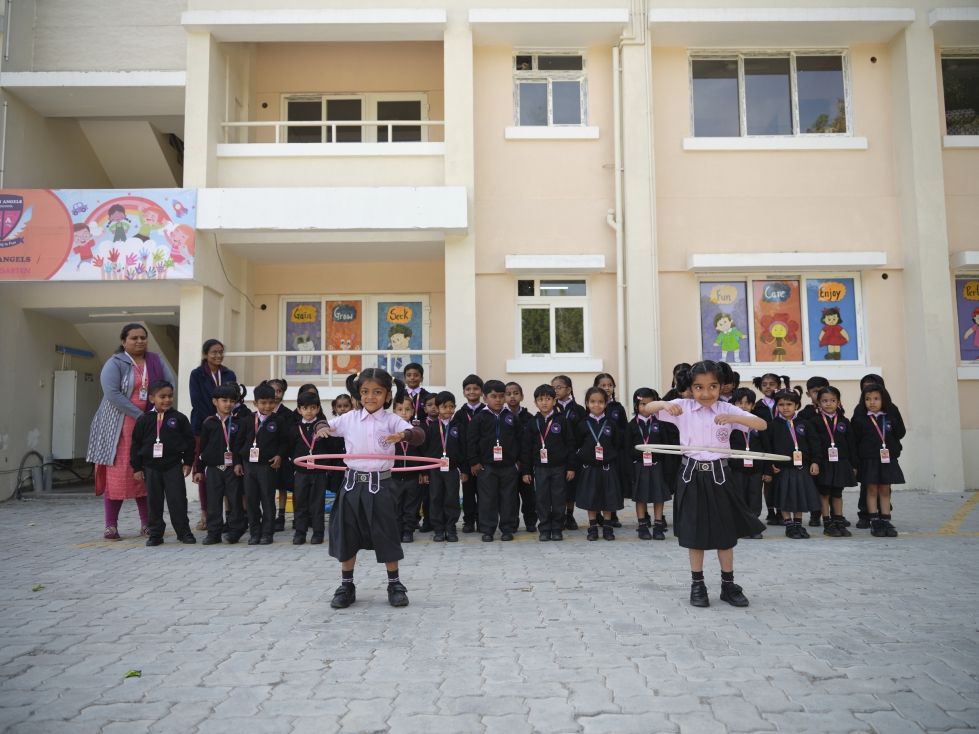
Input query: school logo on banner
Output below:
<box><xmin>0</xmin><ymin>194</ymin><xmax>29</xmax><ymax>247</ymax></box>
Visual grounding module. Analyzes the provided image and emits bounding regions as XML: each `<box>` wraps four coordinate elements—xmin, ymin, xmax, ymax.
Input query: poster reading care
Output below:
<box><xmin>0</xmin><ymin>189</ymin><xmax>196</xmax><ymax>281</ymax></box>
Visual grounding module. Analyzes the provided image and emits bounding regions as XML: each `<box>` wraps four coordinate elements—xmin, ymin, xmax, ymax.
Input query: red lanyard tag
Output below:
<box><xmin>639</xmin><ymin>420</ymin><xmax>653</xmax><ymax>466</ymax></box>
<box><xmin>788</xmin><ymin>418</ymin><xmax>802</xmax><ymax>466</ymax></box>
<box><xmin>869</xmin><ymin>415</ymin><xmax>890</xmax><ymax>462</ymax></box>
<box><xmin>299</xmin><ymin>423</ymin><xmax>316</xmax><ymax>455</ymax></box>
<box><xmin>538</xmin><ymin>417</ymin><xmax>553</xmax><ymax>464</ymax></box>
<box><xmin>153</xmin><ymin>413</ymin><xmax>164</xmax><ymax>457</ymax></box>
<box><xmin>741</xmin><ymin>430</ymin><xmax>753</xmax><ymax>467</ymax></box>
<box><xmin>249</xmin><ymin>414</ymin><xmax>261</xmax><ymax>462</ymax></box>
<box><xmin>821</xmin><ymin>412</ymin><xmax>839</xmax><ymax>462</ymax></box>
<box><xmin>218</xmin><ymin>414</ymin><xmax>233</xmax><ymax>465</ymax></box>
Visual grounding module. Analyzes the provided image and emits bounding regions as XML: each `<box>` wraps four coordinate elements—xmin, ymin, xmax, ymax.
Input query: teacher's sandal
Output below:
<box><xmin>104</xmin><ymin>526</ymin><xmax>121</xmax><ymax>541</ymax></box>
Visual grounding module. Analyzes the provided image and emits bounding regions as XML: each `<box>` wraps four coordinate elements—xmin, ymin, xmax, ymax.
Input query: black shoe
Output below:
<box><xmin>609</xmin><ymin>513</ymin><xmax>622</xmax><ymax>528</ymax></box>
<box><xmin>551</xmin><ymin>530</ymin><xmax>563</xmax><ymax>541</ymax></box>
<box><xmin>293</xmin><ymin>534</ymin><xmax>305</xmax><ymax>545</ymax></box>
<box><xmin>773</xmin><ymin>515</ymin><xmax>785</xmax><ymax>526</ymax></box>
<box><xmin>766</xmin><ymin>510</ymin><xmax>778</xmax><ymax>526</ymax></box>
<box><xmin>274</xmin><ymin>514</ymin><xmax>286</xmax><ymax>532</ymax></box>
<box><xmin>856</xmin><ymin>515</ymin><xmax>871</xmax><ymax>529</ymax></box>
<box><xmin>539</xmin><ymin>532</ymin><xmax>551</xmax><ymax>541</ymax></box>
<box><xmin>446</xmin><ymin>529</ymin><xmax>459</xmax><ymax>542</ymax></box>
<box><xmin>798</xmin><ymin>525</ymin><xmax>810</xmax><ymax>539</ymax></box>
<box><xmin>331</xmin><ymin>583</ymin><xmax>356</xmax><ymax>609</ymax></box>
<box><xmin>653</xmin><ymin>520</ymin><xmax>667</xmax><ymax>541</ymax></box>
<box><xmin>881</xmin><ymin>516</ymin><xmax>898</xmax><ymax>537</ymax></box>
<box><xmin>785</xmin><ymin>523</ymin><xmax>801</xmax><ymax>539</ymax></box>
<box><xmin>690</xmin><ymin>582</ymin><xmax>709</xmax><ymax>607</ymax></box>
<box><xmin>824</xmin><ymin>521</ymin><xmax>842</xmax><ymax>537</ymax></box>
<box><xmin>719</xmin><ymin>583</ymin><xmax>749</xmax><ymax>607</ymax></box>
<box><xmin>401</xmin><ymin>531</ymin><xmax>414</xmax><ymax>543</ymax></box>
<box><xmin>587</xmin><ymin>524</ymin><xmax>599</xmax><ymax>541</ymax></box>
<box><xmin>310</xmin><ymin>535</ymin><xmax>324</xmax><ymax>545</ymax></box>
<box><xmin>662</xmin><ymin>517</ymin><xmax>669</xmax><ymax>529</ymax></box>
<box><xmin>637</xmin><ymin>521</ymin><xmax>652</xmax><ymax>540</ymax></box>
<box><xmin>564</xmin><ymin>514</ymin><xmax>579</xmax><ymax>531</ymax></box>
<box><xmin>462</xmin><ymin>523</ymin><xmax>476</xmax><ymax>534</ymax></box>
<box><xmin>146</xmin><ymin>536</ymin><xmax>163</xmax><ymax>547</ymax></box>
<box><xmin>809</xmin><ymin>512</ymin><xmax>822</xmax><ymax>527</ymax></box>
<box><xmin>433</xmin><ymin>531</ymin><xmax>445</xmax><ymax>542</ymax></box>
<box><xmin>833</xmin><ymin>518</ymin><xmax>851</xmax><ymax>537</ymax></box>
<box><xmin>221</xmin><ymin>522</ymin><xmax>231</xmax><ymax>534</ymax></box>
<box><xmin>501</xmin><ymin>533</ymin><xmax>514</xmax><ymax>541</ymax></box>
<box><xmin>419</xmin><ymin>520</ymin><xmax>433</xmax><ymax>533</ymax></box>
<box><xmin>202</xmin><ymin>535</ymin><xmax>221</xmax><ymax>545</ymax></box>
<box><xmin>248</xmin><ymin>535</ymin><xmax>261</xmax><ymax>545</ymax></box>
<box><xmin>526</xmin><ymin>524</ymin><xmax>537</xmax><ymax>533</ymax></box>
<box><xmin>839</xmin><ymin>515</ymin><xmax>852</xmax><ymax>527</ymax></box>
<box><xmin>222</xmin><ymin>533</ymin><xmax>240</xmax><ymax>544</ymax></box>
<box><xmin>388</xmin><ymin>581</ymin><xmax>409</xmax><ymax>607</ymax></box>
<box><xmin>179</xmin><ymin>534</ymin><xmax>197</xmax><ymax>544</ymax></box>
<box><xmin>749</xmin><ymin>533</ymin><xmax>764</xmax><ymax>539</ymax></box>
<box><xmin>260</xmin><ymin>535</ymin><xmax>273</xmax><ymax>545</ymax></box>
<box><xmin>603</xmin><ymin>524</ymin><xmax>615</xmax><ymax>541</ymax></box>
<box><xmin>481</xmin><ymin>533</ymin><xmax>494</xmax><ymax>542</ymax></box>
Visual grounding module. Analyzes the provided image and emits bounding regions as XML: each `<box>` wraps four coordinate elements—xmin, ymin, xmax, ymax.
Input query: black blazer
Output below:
<box><xmin>852</xmin><ymin>409</ymin><xmax>906</xmax><ymax>460</ymax></box>
<box><xmin>467</xmin><ymin>408</ymin><xmax>522</xmax><ymax>466</ymax></box>
<box><xmin>521</xmin><ymin>411</ymin><xmax>577</xmax><ymax>475</ymax></box>
<box><xmin>768</xmin><ymin>416</ymin><xmax>821</xmax><ymax>468</ymax></box>
<box><xmin>130</xmin><ymin>408</ymin><xmax>195</xmax><ymax>472</ymax></box>
<box><xmin>576</xmin><ymin>415</ymin><xmax>621</xmax><ymax>468</ymax></box>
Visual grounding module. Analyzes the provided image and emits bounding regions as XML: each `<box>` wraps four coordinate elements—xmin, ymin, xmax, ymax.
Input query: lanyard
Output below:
<box><xmin>586</xmin><ymin>417</ymin><xmax>607</xmax><ymax>445</ymax></box>
<box><xmin>411</xmin><ymin>390</ymin><xmax>421</xmax><ymax>416</ymax></box>
<box><xmin>638</xmin><ymin>418</ymin><xmax>651</xmax><ymax>444</ymax></box>
<box><xmin>217</xmin><ymin>413</ymin><xmax>231</xmax><ymax>451</ymax></box>
<box><xmin>399</xmin><ymin>441</ymin><xmax>410</xmax><ymax>465</ymax></box>
<box><xmin>492</xmin><ymin>411</ymin><xmax>502</xmax><ymax>445</ymax></box>
<box><xmin>821</xmin><ymin>411</ymin><xmax>838</xmax><ymax>447</ymax></box>
<box><xmin>438</xmin><ymin>420</ymin><xmax>449</xmax><ymax>455</ymax></box>
<box><xmin>299</xmin><ymin>422</ymin><xmax>316</xmax><ymax>454</ymax></box>
<box><xmin>741</xmin><ymin>429</ymin><xmax>750</xmax><ymax>448</ymax></box>
<box><xmin>869</xmin><ymin>414</ymin><xmax>887</xmax><ymax>447</ymax></box>
<box><xmin>155</xmin><ymin>412</ymin><xmax>164</xmax><ymax>443</ymax></box>
<box><xmin>537</xmin><ymin>415</ymin><xmax>554</xmax><ymax>447</ymax></box>
<box><xmin>128</xmin><ymin>354</ymin><xmax>147</xmax><ymax>392</ymax></box>
<box><xmin>786</xmin><ymin>416</ymin><xmax>799</xmax><ymax>452</ymax></box>
<box><xmin>209</xmin><ymin>368</ymin><xmax>221</xmax><ymax>387</ymax></box>
<box><xmin>253</xmin><ymin>413</ymin><xmax>261</xmax><ymax>447</ymax></box>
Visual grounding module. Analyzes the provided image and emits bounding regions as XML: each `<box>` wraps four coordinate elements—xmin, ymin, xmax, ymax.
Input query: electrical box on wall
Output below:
<box><xmin>52</xmin><ymin>370</ymin><xmax>100</xmax><ymax>460</ymax></box>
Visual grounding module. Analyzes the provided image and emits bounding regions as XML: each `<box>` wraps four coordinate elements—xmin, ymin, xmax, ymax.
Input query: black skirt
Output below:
<box><xmin>631</xmin><ymin>461</ymin><xmax>672</xmax><ymax>504</ymax></box>
<box><xmin>328</xmin><ymin>471</ymin><xmax>404</xmax><ymax>564</ymax></box>
<box><xmin>774</xmin><ymin>466</ymin><xmax>821</xmax><ymax>513</ymax></box>
<box><xmin>673</xmin><ymin>460</ymin><xmax>766</xmax><ymax>550</ymax></box>
<box><xmin>859</xmin><ymin>457</ymin><xmax>905</xmax><ymax>486</ymax></box>
<box><xmin>817</xmin><ymin>458</ymin><xmax>858</xmax><ymax>489</ymax></box>
<box><xmin>575</xmin><ymin>464</ymin><xmax>624</xmax><ymax>512</ymax></box>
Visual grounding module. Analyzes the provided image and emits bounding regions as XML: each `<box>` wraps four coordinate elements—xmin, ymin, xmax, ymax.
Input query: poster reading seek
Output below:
<box><xmin>0</xmin><ymin>189</ymin><xmax>196</xmax><ymax>281</ymax></box>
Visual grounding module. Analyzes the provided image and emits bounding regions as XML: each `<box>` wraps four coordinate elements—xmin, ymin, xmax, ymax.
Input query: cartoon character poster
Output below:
<box><xmin>376</xmin><ymin>301</ymin><xmax>422</xmax><ymax>378</ymax></box>
<box><xmin>752</xmin><ymin>280</ymin><xmax>803</xmax><ymax>362</ymax></box>
<box><xmin>285</xmin><ymin>301</ymin><xmax>322</xmax><ymax>376</ymax></box>
<box><xmin>325</xmin><ymin>300</ymin><xmax>362</xmax><ymax>376</ymax></box>
<box><xmin>805</xmin><ymin>278</ymin><xmax>858</xmax><ymax>361</ymax></box>
<box><xmin>956</xmin><ymin>278</ymin><xmax>979</xmax><ymax>362</ymax></box>
<box><xmin>0</xmin><ymin>188</ymin><xmax>196</xmax><ymax>281</ymax></box>
<box><xmin>700</xmin><ymin>282</ymin><xmax>749</xmax><ymax>363</ymax></box>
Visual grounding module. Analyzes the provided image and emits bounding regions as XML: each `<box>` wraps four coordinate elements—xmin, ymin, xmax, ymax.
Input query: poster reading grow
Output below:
<box><xmin>325</xmin><ymin>300</ymin><xmax>363</xmax><ymax>376</ymax></box>
<box><xmin>805</xmin><ymin>278</ymin><xmax>858</xmax><ymax>361</ymax></box>
<box><xmin>376</xmin><ymin>301</ymin><xmax>422</xmax><ymax>378</ymax></box>
<box><xmin>752</xmin><ymin>280</ymin><xmax>803</xmax><ymax>362</ymax></box>
<box><xmin>699</xmin><ymin>281</ymin><xmax>749</xmax><ymax>363</ymax></box>
<box><xmin>0</xmin><ymin>189</ymin><xmax>196</xmax><ymax>281</ymax></box>
<box><xmin>957</xmin><ymin>278</ymin><xmax>979</xmax><ymax>362</ymax></box>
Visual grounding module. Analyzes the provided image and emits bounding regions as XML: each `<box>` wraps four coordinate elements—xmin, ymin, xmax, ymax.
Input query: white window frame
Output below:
<box><xmin>940</xmin><ymin>49</ymin><xmax>979</xmax><ymax>137</ymax></box>
<box><xmin>695</xmin><ymin>272</ymin><xmax>868</xmax><ymax>367</ymax></box>
<box><xmin>514</xmin><ymin>276</ymin><xmax>591</xmax><ymax>358</ymax></box>
<box><xmin>279</xmin><ymin>93</ymin><xmax>430</xmax><ymax>143</ymax></box>
<box><xmin>688</xmin><ymin>50</ymin><xmax>854</xmax><ymax>138</ymax></box>
<box><xmin>513</xmin><ymin>50</ymin><xmax>588</xmax><ymax>127</ymax></box>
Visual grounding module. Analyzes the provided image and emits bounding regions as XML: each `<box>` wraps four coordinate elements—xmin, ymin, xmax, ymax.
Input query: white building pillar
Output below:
<box><xmin>889</xmin><ymin>21</ymin><xmax>964</xmax><ymax>491</ymax></box>
<box><xmin>442</xmin><ymin>23</ymin><xmax>478</xmax><ymax>392</ymax></box>
<box><xmin>183</xmin><ymin>32</ymin><xmax>224</xmax><ymax>189</ymax></box>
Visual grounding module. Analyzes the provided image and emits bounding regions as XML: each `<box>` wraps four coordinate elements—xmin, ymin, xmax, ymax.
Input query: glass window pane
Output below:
<box><xmin>555</xmin><ymin>308</ymin><xmax>584</xmax><ymax>353</ymax></box>
<box><xmin>942</xmin><ymin>58</ymin><xmax>979</xmax><ymax>136</ymax></box>
<box><xmin>744</xmin><ymin>57</ymin><xmax>793</xmax><ymax>136</ymax></box>
<box><xmin>521</xmin><ymin>309</ymin><xmax>550</xmax><ymax>354</ymax></box>
<box><xmin>286</xmin><ymin>100</ymin><xmax>322</xmax><ymax>144</ymax></box>
<box><xmin>538</xmin><ymin>55</ymin><xmax>583</xmax><ymax>71</ymax></box>
<box><xmin>692</xmin><ymin>59</ymin><xmax>740</xmax><ymax>137</ymax></box>
<box><xmin>519</xmin><ymin>83</ymin><xmax>548</xmax><ymax>126</ymax></box>
<box><xmin>516</xmin><ymin>55</ymin><xmax>533</xmax><ymax>71</ymax></box>
<box><xmin>376</xmin><ymin>100</ymin><xmax>422</xmax><ymax>142</ymax></box>
<box><xmin>326</xmin><ymin>99</ymin><xmax>362</xmax><ymax>143</ymax></box>
<box><xmin>552</xmin><ymin>81</ymin><xmax>582</xmax><ymax>125</ymax></box>
<box><xmin>517</xmin><ymin>280</ymin><xmax>535</xmax><ymax>297</ymax></box>
<box><xmin>540</xmin><ymin>280</ymin><xmax>586</xmax><ymax>297</ymax></box>
<box><xmin>797</xmin><ymin>56</ymin><xmax>846</xmax><ymax>134</ymax></box>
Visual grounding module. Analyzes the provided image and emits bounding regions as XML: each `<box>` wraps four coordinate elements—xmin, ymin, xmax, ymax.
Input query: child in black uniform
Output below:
<box><xmin>392</xmin><ymin>392</ymin><xmax>427</xmax><ymax>543</ymax></box>
<box><xmin>853</xmin><ymin>373</ymin><xmax>895</xmax><ymax>528</ymax></box>
<box><xmin>627</xmin><ymin>388</ymin><xmax>671</xmax><ymax>541</ymax></box>
<box><xmin>728</xmin><ymin>387</ymin><xmax>767</xmax><ymax>538</ymax></box>
<box><xmin>422</xmin><ymin>391</ymin><xmax>469</xmax><ymax>542</ymax></box>
<box><xmin>131</xmin><ymin>380</ymin><xmax>196</xmax><ymax>546</ymax></box>
<box><xmin>403</xmin><ymin>362</ymin><xmax>430</xmax><ymax>425</ymax></box>
<box><xmin>194</xmin><ymin>384</ymin><xmax>246</xmax><ymax>544</ymax></box>
<box><xmin>233</xmin><ymin>384</ymin><xmax>286</xmax><ymax>545</ymax></box>
<box><xmin>769</xmin><ymin>390</ymin><xmax>821</xmax><ymax>539</ymax></box>
<box><xmin>456</xmin><ymin>374</ymin><xmax>485</xmax><ymax>533</ymax></box>
<box><xmin>751</xmin><ymin>373</ymin><xmax>790</xmax><ymax>526</ymax></box>
<box><xmin>577</xmin><ymin>387</ymin><xmax>624</xmax><ymax>541</ymax></box>
<box><xmin>264</xmin><ymin>378</ymin><xmax>292</xmax><ymax>532</ymax></box>
<box><xmin>799</xmin><ymin>376</ymin><xmax>830</xmax><ymax>528</ymax></box>
<box><xmin>416</xmin><ymin>390</ymin><xmax>439</xmax><ymax>532</ymax></box>
<box><xmin>325</xmin><ymin>394</ymin><xmax>353</xmax><ymax>500</ymax></box>
<box><xmin>552</xmin><ymin>375</ymin><xmax>583</xmax><ymax>530</ymax></box>
<box><xmin>852</xmin><ymin>383</ymin><xmax>905</xmax><ymax>537</ymax></box>
<box><xmin>467</xmin><ymin>380</ymin><xmax>521</xmax><ymax>541</ymax></box>
<box><xmin>288</xmin><ymin>390</ymin><xmax>329</xmax><ymax>545</ymax></box>
<box><xmin>521</xmin><ymin>384</ymin><xmax>576</xmax><ymax>541</ymax></box>
<box><xmin>506</xmin><ymin>381</ymin><xmax>536</xmax><ymax>532</ymax></box>
<box><xmin>594</xmin><ymin>373</ymin><xmax>628</xmax><ymax>528</ymax></box>
<box><xmin>812</xmin><ymin>386</ymin><xmax>856</xmax><ymax>537</ymax></box>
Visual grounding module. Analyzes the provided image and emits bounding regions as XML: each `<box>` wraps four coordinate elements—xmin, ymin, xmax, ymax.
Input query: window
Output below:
<box><xmin>690</xmin><ymin>52</ymin><xmax>850</xmax><ymax>137</ymax></box>
<box><xmin>514</xmin><ymin>52</ymin><xmax>587</xmax><ymax>127</ymax></box>
<box><xmin>698</xmin><ymin>275</ymin><xmax>865</xmax><ymax>364</ymax></box>
<box><xmin>516</xmin><ymin>278</ymin><xmax>589</xmax><ymax>357</ymax></box>
<box><xmin>942</xmin><ymin>55</ymin><xmax>979</xmax><ymax>136</ymax></box>
<box><xmin>281</xmin><ymin>94</ymin><xmax>429</xmax><ymax>143</ymax></box>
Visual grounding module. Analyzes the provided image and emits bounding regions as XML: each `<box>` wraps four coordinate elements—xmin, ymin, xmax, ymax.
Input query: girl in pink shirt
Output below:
<box><xmin>314</xmin><ymin>369</ymin><xmax>426</xmax><ymax>610</ymax></box>
<box><xmin>641</xmin><ymin>361</ymin><xmax>768</xmax><ymax>609</ymax></box>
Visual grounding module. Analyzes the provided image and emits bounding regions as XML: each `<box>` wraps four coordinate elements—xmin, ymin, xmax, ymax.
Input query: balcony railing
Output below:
<box><xmin>224</xmin><ymin>349</ymin><xmax>446</xmax><ymax>387</ymax></box>
<box><xmin>221</xmin><ymin>120</ymin><xmax>445</xmax><ymax>144</ymax></box>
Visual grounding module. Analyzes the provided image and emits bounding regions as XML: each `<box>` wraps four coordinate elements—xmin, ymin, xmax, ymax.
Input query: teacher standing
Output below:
<box><xmin>87</xmin><ymin>323</ymin><xmax>174</xmax><ymax>540</ymax></box>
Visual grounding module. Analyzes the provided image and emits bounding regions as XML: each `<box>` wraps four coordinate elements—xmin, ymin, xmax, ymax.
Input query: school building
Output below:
<box><xmin>0</xmin><ymin>0</ymin><xmax>977</xmax><ymax>498</ymax></box>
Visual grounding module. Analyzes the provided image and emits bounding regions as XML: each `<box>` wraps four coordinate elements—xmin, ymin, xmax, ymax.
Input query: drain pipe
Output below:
<box><xmin>606</xmin><ymin>44</ymin><xmax>627</xmax><ymax>403</ymax></box>
<box><xmin>3</xmin><ymin>0</ymin><xmax>11</xmax><ymax>61</ymax></box>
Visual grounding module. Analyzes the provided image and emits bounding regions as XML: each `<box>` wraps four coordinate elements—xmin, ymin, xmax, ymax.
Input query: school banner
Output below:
<box><xmin>957</xmin><ymin>278</ymin><xmax>979</xmax><ymax>362</ymax></box>
<box><xmin>0</xmin><ymin>189</ymin><xmax>196</xmax><ymax>281</ymax></box>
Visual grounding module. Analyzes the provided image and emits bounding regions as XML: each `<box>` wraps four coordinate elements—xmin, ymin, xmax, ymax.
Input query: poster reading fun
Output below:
<box><xmin>376</xmin><ymin>301</ymin><xmax>422</xmax><ymax>378</ymax></box>
<box><xmin>0</xmin><ymin>189</ymin><xmax>196</xmax><ymax>281</ymax></box>
<box><xmin>699</xmin><ymin>282</ymin><xmax>749</xmax><ymax>363</ymax></box>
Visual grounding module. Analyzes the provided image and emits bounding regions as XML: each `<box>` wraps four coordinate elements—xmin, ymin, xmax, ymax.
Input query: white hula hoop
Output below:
<box><xmin>635</xmin><ymin>444</ymin><xmax>793</xmax><ymax>462</ymax></box>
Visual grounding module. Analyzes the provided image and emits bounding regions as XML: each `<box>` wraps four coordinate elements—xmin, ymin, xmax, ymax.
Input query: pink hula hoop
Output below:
<box><xmin>293</xmin><ymin>454</ymin><xmax>446</xmax><ymax>472</ymax></box>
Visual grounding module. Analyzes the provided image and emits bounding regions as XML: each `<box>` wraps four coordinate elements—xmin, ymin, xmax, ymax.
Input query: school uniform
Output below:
<box><xmin>274</xmin><ymin>404</ymin><xmax>297</xmax><ymax>508</ymax></box>
<box><xmin>798</xmin><ymin>403</ymin><xmax>818</xmax><ymax>423</ymax></box>
<box><xmin>454</xmin><ymin>402</ymin><xmax>486</xmax><ymax>528</ymax></box>
<box><xmin>507</xmin><ymin>405</ymin><xmax>537</xmax><ymax>530</ymax></box>
<box><xmin>392</xmin><ymin>435</ymin><xmax>426</xmax><ymax>538</ymax></box>
<box><xmin>286</xmin><ymin>420</ymin><xmax>329</xmax><ymax>541</ymax></box>
<box><xmin>130</xmin><ymin>408</ymin><xmax>195</xmax><ymax>541</ymax></box>
<box><xmin>422</xmin><ymin>416</ymin><xmax>468</xmax><ymax>535</ymax></box>
<box><xmin>406</xmin><ymin>387</ymin><xmax>431</xmax><ymax>426</ymax></box>
<box><xmin>575</xmin><ymin>414</ymin><xmax>624</xmax><ymax>512</ymax></box>
<box><xmin>656</xmin><ymin>400</ymin><xmax>766</xmax><ymax>550</ymax></box>
<box><xmin>769</xmin><ymin>415</ymin><xmax>822</xmax><ymax>513</ymax></box>
<box><xmin>314</xmin><ymin>408</ymin><xmax>424</xmax><ymax>563</ymax></box>
<box><xmin>604</xmin><ymin>401</ymin><xmax>631</xmax><ymax>500</ymax></box>
<box><xmin>197</xmin><ymin>414</ymin><xmax>246</xmax><ymax>540</ymax></box>
<box><xmin>752</xmin><ymin>397</ymin><xmax>778</xmax><ymax>424</ymax></box>
<box><xmin>233</xmin><ymin>411</ymin><xmax>287</xmax><ymax>540</ymax></box>
<box><xmin>852</xmin><ymin>410</ymin><xmax>906</xmax><ymax>486</ymax></box>
<box><xmin>627</xmin><ymin>416</ymin><xmax>672</xmax><ymax>504</ymax></box>
<box><xmin>324</xmin><ymin>431</ymin><xmax>347</xmax><ymax>498</ymax></box>
<box><xmin>521</xmin><ymin>411</ymin><xmax>576</xmax><ymax>534</ymax></box>
<box><xmin>555</xmin><ymin>398</ymin><xmax>584</xmax><ymax>504</ymax></box>
<box><xmin>728</xmin><ymin>425</ymin><xmax>767</xmax><ymax>518</ymax></box>
<box><xmin>466</xmin><ymin>407</ymin><xmax>521</xmax><ymax>537</ymax></box>
<box><xmin>811</xmin><ymin>411</ymin><xmax>858</xmax><ymax>496</ymax></box>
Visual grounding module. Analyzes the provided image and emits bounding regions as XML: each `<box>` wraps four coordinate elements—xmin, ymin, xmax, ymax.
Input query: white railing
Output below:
<box><xmin>220</xmin><ymin>120</ymin><xmax>445</xmax><ymax>144</ymax></box>
<box><xmin>224</xmin><ymin>349</ymin><xmax>446</xmax><ymax>387</ymax></box>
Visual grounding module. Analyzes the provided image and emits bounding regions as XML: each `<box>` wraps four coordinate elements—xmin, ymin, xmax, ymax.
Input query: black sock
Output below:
<box><xmin>387</xmin><ymin>569</ymin><xmax>400</xmax><ymax>584</ymax></box>
<box><xmin>341</xmin><ymin>569</ymin><xmax>354</xmax><ymax>584</ymax></box>
<box><xmin>278</xmin><ymin>508</ymin><xmax>285</xmax><ymax>516</ymax></box>
<box><xmin>589</xmin><ymin>518</ymin><xmax>599</xmax><ymax>526</ymax></box>
<box><xmin>721</xmin><ymin>571</ymin><xmax>734</xmax><ymax>585</ymax></box>
<box><xmin>692</xmin><ymin>571</ymin><xmax>705</xmax><ymax>584</ymax></box>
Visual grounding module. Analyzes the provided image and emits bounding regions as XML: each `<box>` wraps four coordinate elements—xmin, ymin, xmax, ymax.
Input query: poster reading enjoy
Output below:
<box><xmin>805</xmin><ymin>278</ymin><xmax>859</xmax><ymax>361</ymax></box>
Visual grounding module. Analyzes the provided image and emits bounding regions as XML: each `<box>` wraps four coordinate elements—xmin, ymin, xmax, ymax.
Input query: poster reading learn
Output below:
<box><xmin>0</xmin><ymin>189</ymin><xmax>196</xmax><ymax>281</ymax></box>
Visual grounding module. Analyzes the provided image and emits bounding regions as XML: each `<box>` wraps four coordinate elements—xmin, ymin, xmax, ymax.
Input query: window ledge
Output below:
<box><xmin>959</xmin><ymin>365</ymin><xmax>979</xmax><ymax>381</ymax></box>
<box><xmin>736</xmin><ymin>365</ymin><xmax>881</xmax><ymax>382</ymax></box>
<box><xmin>683</xmin><ymin>136</ymin><xmax>867</xmax><ymax>151</ymax></box>
<box><xmin>216</xmin><ymin>142</ymin><xmax>445</xmax><ymax>157</ymax></box>
<box><xmin>505</xmin><ymin>126</ymin><xmax>599</xmax><ymax>140</ymax></box>
<box><xmin>507</xmin><ymin>357</ymin><xmax>603</xmax><ymax>373</ymax></box>
<box><xmin>944</xmin><ymin>135</ymin><xmax>979</xmax><ymax>149</ymax></box>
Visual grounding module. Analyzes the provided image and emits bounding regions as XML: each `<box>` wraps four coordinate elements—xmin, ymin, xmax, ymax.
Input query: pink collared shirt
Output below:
<box><xmin>327</xmin><ymin>407</ymin><xmax>414</xmax><ymax>472</ymax></box>
<box><xmin>656</xmin><ymin>399</ymin><xmax>754</xmax><ymax>461</ymax></box>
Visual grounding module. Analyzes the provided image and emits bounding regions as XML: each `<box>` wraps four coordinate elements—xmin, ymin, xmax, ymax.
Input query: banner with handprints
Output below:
<box><xmin>0</xmin><ymin>188</ymin><xmax>196</xmax><ymax>281</ymax></box>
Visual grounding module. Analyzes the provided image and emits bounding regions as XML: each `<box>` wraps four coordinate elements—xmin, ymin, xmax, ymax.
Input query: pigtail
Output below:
<box><xmin>752</xmin><ymin>376</ymin><xmax>763</xmax><ymax>390</ymax></box>
<box><xmin>674</xmin><ymin>366</ymin><xmax>694</xmax><ymax>395</ymax></box>
<box><xmin>390</xmin><ymin>378</ymin><xmax>407</xmax><ymax>410</ymax></box>
<box><xmin>715</xmin><ymin>360</ymin><xmax>734</xmax><ymax>387</ymax></box>
<box><xmin>345</xmin><ymin>372</ymin><xmax>358</xmax><ymax>397</ymax></box>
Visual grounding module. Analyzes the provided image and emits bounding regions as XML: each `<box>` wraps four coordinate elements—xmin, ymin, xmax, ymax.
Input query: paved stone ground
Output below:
<box><xmin>1</xmin><ymin>489</ymin><xmax>978</xmax><ymax>734</ymax></box>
